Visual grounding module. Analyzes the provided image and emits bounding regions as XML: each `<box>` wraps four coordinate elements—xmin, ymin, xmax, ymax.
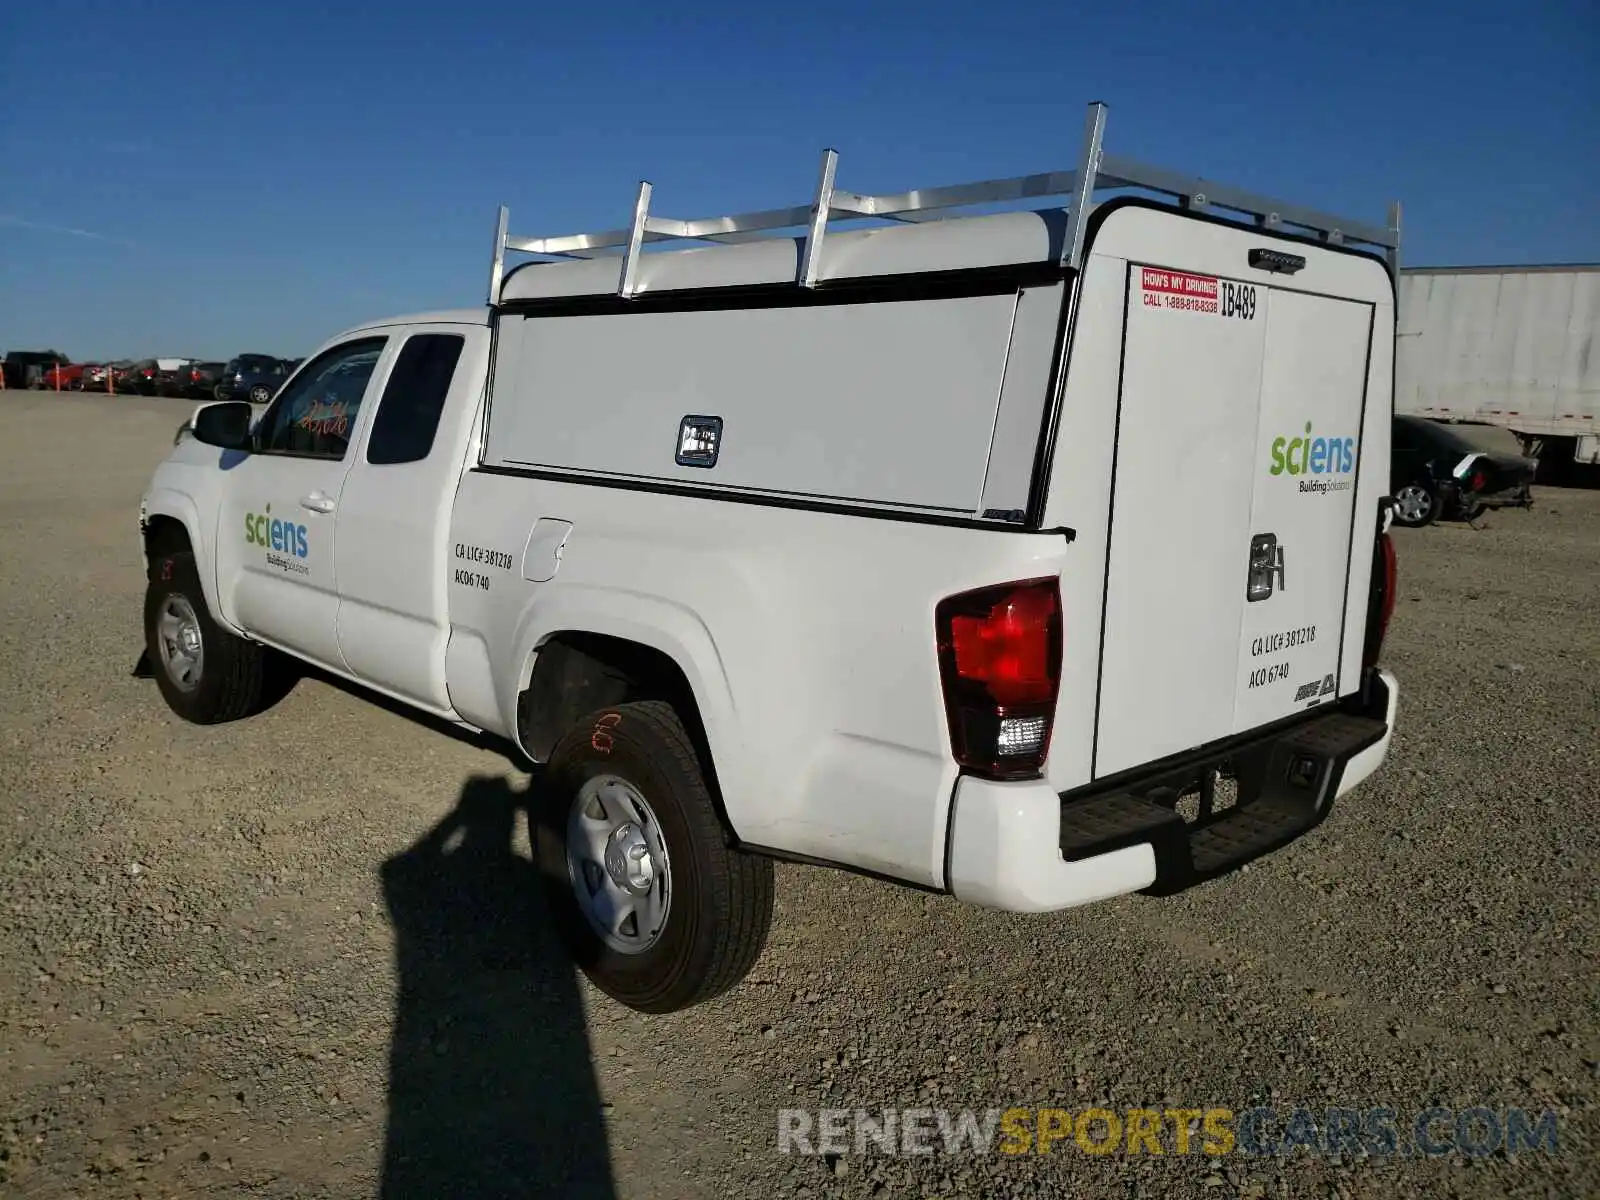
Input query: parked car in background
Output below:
<box><xmin>4</xmin><ymin>350</ymin><xmax>68</xmax><ymax>389</ymax></box>
<box><xmin>1390</xmin><ymin>414</ymin><xmax>1535</xmax><ymax>527</ymax></box>
<box><xmin>118</xmin><ymin>358</ymin><xmax>197</xmax><ymax>396</ymax></box>
<box><xmin>39</xmin><ymin>363</ymin><xmax>86</xmax><ymax>390</ymax></box>
<box><xmin>125</xmin><ymin>359</ymin><xmax>169</xmax><ymax>396</ymax></box>
<box><xmin>215</xmin><ymin>354</ymin><xmax>296</xmax><ymax>403</ymax></box>
<box><xmin>106</xmin><ymin>361</ymin><xmax>137</xmax><ymax>392</ymax></box>
<box><xmin>157</xmin><ymin>358</ymin><xmax>197</xmax><ymax>396</ymax></box>
<box><xmin>179</xmin><ymin>361</ymin><xmax>227</xmax><ymax>399</ymax></box>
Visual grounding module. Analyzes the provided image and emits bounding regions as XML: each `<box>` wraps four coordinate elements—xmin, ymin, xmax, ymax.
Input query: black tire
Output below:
<box><xmin>533</xmin><ymin>699</ymin><xmax>773</xmax><ymax>1014</ymax></box>
<box><xmin>213</xmin><ymin>384</ymin><xmax>232</xmax><ymax>403</ymax></box>
<box><xmin>1455</xmin><ymin>499</ymin><xmax>1486</xmax><ymax>522</ymax></box>
<box><xmin>143</xmin><ymin>549</ymin><xmax>268</xmax><ymax>724</ymax></box>
<box><xmin>1391</xmin><ymin>480</ymin><xmax>1441</xmax><ymax>528</ymax></box>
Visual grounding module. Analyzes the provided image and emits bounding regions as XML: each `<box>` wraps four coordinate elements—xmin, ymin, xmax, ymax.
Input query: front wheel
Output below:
<box><xmin>143</xmin><ymin>550</ymin><xmax>269</xmax><ymax>723</ymax></box>
<box><xmin>1391</xmin><ymin>481</ymin><xmax>1441</xmax><ymax>528</ymax></box>
<box><xmin>534</xmin><ymin>700</ymin><xmax>773</xmax><ymax>1014</ymax></box>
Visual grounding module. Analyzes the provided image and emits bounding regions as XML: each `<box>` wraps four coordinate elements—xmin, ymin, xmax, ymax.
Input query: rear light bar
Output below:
<box><xmin>935</xmin><ymin>577</ymin><xmax>1062</xmax><ymax>781</ymax></box>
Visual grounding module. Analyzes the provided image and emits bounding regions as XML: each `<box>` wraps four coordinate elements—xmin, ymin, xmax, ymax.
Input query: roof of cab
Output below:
<box><xmin>332</xmin><ymin>307</ymin><xmax>492</xmax><ymax>341</ymax></box>
<box><xmin>498</xmin><ymin>207</ymin><xmax>1076</xmax><ymax>304</ymax></box>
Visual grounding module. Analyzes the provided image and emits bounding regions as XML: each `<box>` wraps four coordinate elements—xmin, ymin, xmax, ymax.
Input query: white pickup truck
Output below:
<box><xmin>137</xmin><ymin>104</ymin><xmax>1403</xmax><ymax>1014</ymax></box>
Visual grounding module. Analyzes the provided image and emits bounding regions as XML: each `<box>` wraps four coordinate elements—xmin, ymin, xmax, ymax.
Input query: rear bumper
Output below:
<box><xmin>1471</xmin><ymin>484</ymin><xmax>1533</xmax><ymax>509</ymax></box>
<box><xmin>946</xmin><ymin>668</ymin><xmax>1398</xmax><ymax>913</ymax></box>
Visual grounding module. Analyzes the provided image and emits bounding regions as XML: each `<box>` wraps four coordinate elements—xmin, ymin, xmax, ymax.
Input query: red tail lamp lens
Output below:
<box><xmin>1364</xmin><ymin>531</ymin><xmax>1397</xmax><ymax>670</ymax></box>
<box><xmin>936</xmin><ymin>578</ymin><xmax>1062</xmax><ymax>779</ymax></box>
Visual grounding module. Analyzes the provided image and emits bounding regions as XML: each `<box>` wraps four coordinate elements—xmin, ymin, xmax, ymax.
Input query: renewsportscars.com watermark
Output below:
<box><xmin>778</xmin><ymin>1105</ymin><xmax>1562</xmax><ymax>1160</ymax></box>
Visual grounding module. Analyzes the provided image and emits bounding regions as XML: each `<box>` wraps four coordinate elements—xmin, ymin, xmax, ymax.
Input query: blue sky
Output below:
<box><xmin>2</xmin><ymin>0</ymin><xmax>1596</xmax><ymax>361</ymax></box>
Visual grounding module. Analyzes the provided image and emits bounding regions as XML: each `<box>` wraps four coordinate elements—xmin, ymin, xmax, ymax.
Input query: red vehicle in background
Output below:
<box><xmin>39</xmin><ymin>363</ymin><xmax>86</xmax><ymax>390</ymax></box>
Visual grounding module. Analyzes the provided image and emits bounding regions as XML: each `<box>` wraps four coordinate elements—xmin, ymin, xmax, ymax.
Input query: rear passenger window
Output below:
<box><xmin>366</xmin><ymin>334</ymin><xmax>466</xmax><ymax>465</ymax></box>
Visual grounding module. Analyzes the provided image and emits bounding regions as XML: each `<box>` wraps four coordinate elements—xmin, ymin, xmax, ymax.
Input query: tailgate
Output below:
<box><xmin>1091</xmin><ymin>212</ymin><xmax>1385</xmax><ymax>780</ymax></box>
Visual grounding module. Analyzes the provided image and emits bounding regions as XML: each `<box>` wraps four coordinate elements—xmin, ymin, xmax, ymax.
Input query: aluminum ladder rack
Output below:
<box><xmin>487</xmin><ymin>101</ymin><xmax>1401</xmax><ymax>303</ymax></box>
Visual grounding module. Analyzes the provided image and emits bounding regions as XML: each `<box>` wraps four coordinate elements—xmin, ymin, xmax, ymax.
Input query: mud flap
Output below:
<box><xmin>132</xmin><ymin>648</ymin><xmax>154</xmax><ymax>679</ymax></box>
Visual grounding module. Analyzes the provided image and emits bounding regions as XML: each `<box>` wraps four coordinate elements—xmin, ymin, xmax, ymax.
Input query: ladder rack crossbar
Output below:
<box><xmin>487</xmin><ymin>102</ymin><xmax>1401</xmax><ymax>302</ymax></box>
<box><xmin>1096</xmin><ymin>153</ymin><xmax>1396</xmax><ymax>249</ymax></box>
<box><xmin>504</xmin><ymin>168</ymin><xmax>1094</xmax><ymax>259</ymax></box>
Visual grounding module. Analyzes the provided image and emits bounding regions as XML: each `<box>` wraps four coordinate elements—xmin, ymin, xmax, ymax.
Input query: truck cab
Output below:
<box><xmin>142</xmin><ymin>312</ymin><xmax>491</xmax><ymax>717</ymax></box>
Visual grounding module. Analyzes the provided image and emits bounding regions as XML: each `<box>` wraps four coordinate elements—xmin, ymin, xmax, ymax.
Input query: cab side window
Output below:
<box><xmin>366</xmin><ymin>334</ymin><xmax>466</xmax><ymax>465</ymax></box>
<box><xmin>255</xmin><ymin>337</ymin><xmax>388</xmax><ymax>459</ymax></box>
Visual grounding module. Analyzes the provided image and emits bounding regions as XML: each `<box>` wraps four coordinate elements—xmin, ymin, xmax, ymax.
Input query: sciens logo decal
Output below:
<box><xmin>244</xmin><ymin>503</ymin><xmax>309</xmax><ymax>558</ymax></box>
<box><xmin>1270</xmin><ymin>422</ymin><xmax>1356</xmax><ymax>478</ymax></box>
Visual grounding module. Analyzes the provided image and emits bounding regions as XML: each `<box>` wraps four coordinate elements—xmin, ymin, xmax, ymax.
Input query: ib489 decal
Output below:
<box><xmin>1139</xmin><ymin>267</ymin><xmax>1257</xmax><ymax>320</ymax></box>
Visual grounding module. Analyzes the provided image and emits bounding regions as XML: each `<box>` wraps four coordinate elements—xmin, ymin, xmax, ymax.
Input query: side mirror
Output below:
<box><xmin>190</xmin><ymin>401</ymin><xmax>254</xmax><ymax>451</ymax></box>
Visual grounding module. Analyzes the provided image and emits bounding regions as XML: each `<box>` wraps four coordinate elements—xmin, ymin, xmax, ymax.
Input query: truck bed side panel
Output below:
<box><xmin>444</xmin><ymin>471</ymin><xmax>1072</xmax><ymax>888</ymax></box>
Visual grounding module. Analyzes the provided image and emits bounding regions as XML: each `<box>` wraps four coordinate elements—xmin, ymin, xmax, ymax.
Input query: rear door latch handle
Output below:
<box><xmin>1247</xmin><ymin>533</ymin><xmax>1285</xmax><ymax>601</ymax></box>
<box><xmin>300</xmin><ymin>492</ymin><xmax>336</xmax><ymax>514</ymax></box>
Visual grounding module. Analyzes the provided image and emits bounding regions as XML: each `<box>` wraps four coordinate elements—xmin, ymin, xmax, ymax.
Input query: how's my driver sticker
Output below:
<box><xmin>1140</xmin><ymin>266</ymin><xmax>1256</xmax><ymax>320</ymax></box>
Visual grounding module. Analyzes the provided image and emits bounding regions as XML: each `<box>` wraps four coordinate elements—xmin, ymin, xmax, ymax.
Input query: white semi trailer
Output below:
<box><xmin>1396</xmin><ymin>263</ymin><xmax>1600</xmax><ymax>468</ymax></box>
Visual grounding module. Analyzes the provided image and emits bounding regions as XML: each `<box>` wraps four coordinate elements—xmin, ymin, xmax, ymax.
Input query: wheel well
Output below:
<box><xmin>142</xmin><ymin>515</ymin><xmax>192</xmax><ymax>571</ymax></box>
<box><xmin>518</xmin><ymin>632</ymin><xmax>729</xmax><ymax>826</ymax></box>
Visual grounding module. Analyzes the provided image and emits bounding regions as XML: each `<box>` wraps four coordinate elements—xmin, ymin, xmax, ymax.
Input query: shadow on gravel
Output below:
<box><xmin>379</xmin><ymin>773</ymin><xmax>615</xmax><ymax>1200</ymax></box>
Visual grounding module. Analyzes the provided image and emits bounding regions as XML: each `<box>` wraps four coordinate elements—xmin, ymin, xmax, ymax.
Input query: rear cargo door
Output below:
<box><xmin>1094</xmin><ymin>261</ymin><xmax>1373</xmax><ymax>778</ymax></box>
<box><xmin>1231</xmin><ymin>290</ymin><xmax>1372</xmax><ymax>733</ymax></box>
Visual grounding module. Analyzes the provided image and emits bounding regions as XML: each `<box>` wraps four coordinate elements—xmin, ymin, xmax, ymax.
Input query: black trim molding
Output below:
<box><xmin>471</xmin><ymin>463</ymin><xmax>1043</xmax><ymax>533</ymax></box>
<box><xmin>498</xmin><ymin>261</ymin><xmax>1069</xmax><ymax>319</ymax></box>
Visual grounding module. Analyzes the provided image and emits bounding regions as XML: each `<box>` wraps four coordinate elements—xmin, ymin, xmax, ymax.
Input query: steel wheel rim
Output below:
<box><xmin>566</xmin><ymin>774</ymin><xmax>672</xmax><ymax>956</ymax></box>
<box><xmin>1394</xmin><ymin>484</ymin><xmax>1430</xmax><ymax>522</ymax></box>
<box><xmin>250</xmin><ymin>385</ymin><xmax>270</xmax><ymax>403</ymax></box>
<box><xmin>155</xmin><ymin>595</ymin><xmax>204</xmax><ymax>692</ymax></box>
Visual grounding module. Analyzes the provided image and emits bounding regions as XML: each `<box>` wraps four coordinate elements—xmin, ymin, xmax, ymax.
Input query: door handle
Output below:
<box><xmin>300</xmin><ymin>492</ymin><xmax>336</xmax><ymax>514</ymax></box>
<box><xmin>1246</xmin><ymin>533</ymin><xmax>1285</xmax><ymax>602</ymax></box>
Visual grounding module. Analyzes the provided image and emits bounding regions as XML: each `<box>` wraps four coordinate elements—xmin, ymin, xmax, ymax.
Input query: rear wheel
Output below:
<box><xmin>143</xmin><ymin>550</ymin><xmax>269</xmax><ymax>723</ymax></box>
<box><xmin>533</xmin><ymin>700</ymin><xmax>773</xmax><ymax>1013</ymax></box>
<box><xmin>1391</xmin><ymin>481</ymin><xmax>1441</xmax><ymax>528</ymax></box>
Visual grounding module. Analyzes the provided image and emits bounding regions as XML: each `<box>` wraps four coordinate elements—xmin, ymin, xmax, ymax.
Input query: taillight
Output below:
<box><xmin>1471</xmin><ymin>469</ymin><xmax>1487</xmax><ymax>491</ymax></box>
<box><xmin>935</xmin><ymin>577</ymin><xmax>1062</xmax><ymax>780</ymax></box>
<box><xmin>1362</xmin><ymin>531</ymin><xmax>1397</xmax><ymax>670</ymax></box>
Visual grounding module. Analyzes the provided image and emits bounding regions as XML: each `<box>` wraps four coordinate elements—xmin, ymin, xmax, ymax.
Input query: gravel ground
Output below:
<box><xmin>1</xmin><ymin>392</ymin><xmax>1596</xmax><ymax>1200</ymax></box>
